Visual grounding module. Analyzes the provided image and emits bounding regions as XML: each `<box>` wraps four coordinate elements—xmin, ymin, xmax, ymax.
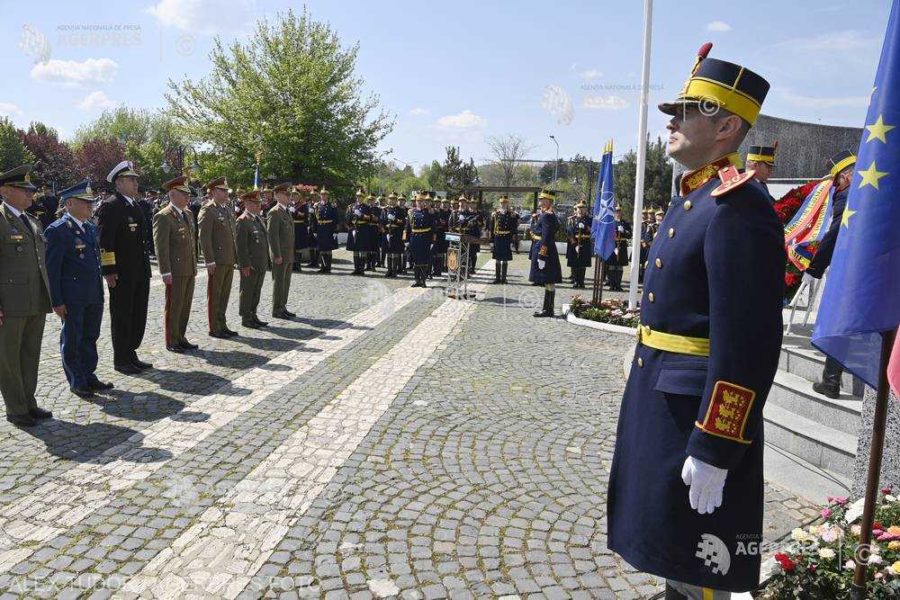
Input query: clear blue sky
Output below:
<box><xmin>0</xmin><ymin>0</ymin><xmax>891</xmax><ymax>168</ymax></box>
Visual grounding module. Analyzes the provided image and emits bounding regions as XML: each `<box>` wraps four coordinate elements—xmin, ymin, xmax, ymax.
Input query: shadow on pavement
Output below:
<box><xmin>21</xmin><ymin>419</ymin><xmax>175</xmax><ymax>464</ymax></box>
<box><xmin>87</xmin><ymin>390</ymin><xmax>192</xmax><ymax>422</ymax></box>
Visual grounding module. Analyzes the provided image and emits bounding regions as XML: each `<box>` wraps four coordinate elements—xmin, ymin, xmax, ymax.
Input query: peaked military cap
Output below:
<box><xmin>827</xmin><ymin>149</ymin><xmax>857</xmax><ymax>178</ymax></box>
<box><xmin>538</xmin><ymin>189</ymin><xmax>557</xmax><ymax>202</ymax></box>
<box><xmin>387</xmin><ymin>192</ymin><xmax>398</xmax><ymax>200</ymax></box>
<box><xmin>106</xmin><ymin>160</ymin><xmax>139</xmax><ymax>183</ymax></box>
<box><xmin>272</xmin><ymin>182</ymin><xmax>292</xmax><ymax>193</ymax></box>
<box><xmin>0</xmin><ymin>164</ymin><xmax>37</xmax><ymax>191</ymax></box>
<box><xmin>206</xmin><ymin>176</ymin><xmax>228</xmax><ymax>191</ymax></box>
<box><xmin>659</xmin><ymin>42</ymin><xmax>770</xmax><ymax>126</ymax></box>
<box><xmin>59</xmin><ymin>179</ymin><xmax>95</xmax><ymax>203</ymax></box>
<box><xmin>240</xmin><ymin>190</ymin><xmax>261</xmax><ymax>202</ymax></box>
<box><xmin>747</xmin><ymin>143</ymin><xmax>777</xmax><ymax>165</ymax></box>
<box><xmin>163</xmin><ymin>175</ymin><xmax>192</xmax><ymax>194</ymax></box>
<box><xmin>319</xmin><ymin>187</ymin><xmax>330</xmax><ymax>196</ymax></box>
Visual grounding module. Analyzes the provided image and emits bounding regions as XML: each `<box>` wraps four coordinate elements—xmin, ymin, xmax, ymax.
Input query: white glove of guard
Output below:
<box><xmin>538</xmin><ymin>258</ymin><xmax>546</xmax><ymax>270</ymax></box>
<box><xmin>681</xmin><ymin>456</ymin><xmax>728</xmax><ymax>515</ymax></box>
<box><xmin>802</xmin><ymin>272</ymin><xmax>818</xmax><ymax>286</ymax></box>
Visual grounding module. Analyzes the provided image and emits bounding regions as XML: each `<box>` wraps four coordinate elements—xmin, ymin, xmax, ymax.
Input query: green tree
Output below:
<box><xmin>165</xmin><ymin>8</ymin><xmax>393</xmax><ymax>193</ymax></box>
<box><xmin>441</xmin><ymin>146</ymin><xmax>478</xmax><ymax>196</ymax></box>
<box><xmin>0</xmin><ymin>117</ymin><xmax>33</xmax><ymax>170</ymax></box>
<box><xmin>613</xmin><ymin>136</ymin><xmax>672</xmax><ymax>218</ymax></box>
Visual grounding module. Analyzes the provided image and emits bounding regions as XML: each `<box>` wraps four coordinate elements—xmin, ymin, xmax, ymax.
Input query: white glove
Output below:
<box><xmin>538</xmin><ymin>259</ymin><xmax>546</xmax><ymax>270</ymax></box>
<box><xmin>802</xmin><ymin>272</ymin><xmax>818</xmax><ymax>286</ymax></box>
<box><xmin>681</xmin><ymin>456</ymin><xmax>728</xmax><ymax>515</ymax></box>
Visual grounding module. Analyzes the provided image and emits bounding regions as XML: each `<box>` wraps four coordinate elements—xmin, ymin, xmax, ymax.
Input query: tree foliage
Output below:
<box><xmin>165</xmin><ymin>8</ymin><xmax>393</xmax><ymax>192</ymax></box>
<box><xmin>441</xmin><ymin>146</ymin><xmax>478</xmax><ymax>196</ymax></box>
<box><xmin>19</xmin><ymin>122</ymin><xmax>78</xmax><ymax>189</ymax></box>
<box><xmin>486</xmin><ymin>134</ymin><xmax>533</xmax><ymax>188</ymax></box>
<box><xmin>0</xmin><ymin>117</ymin><xmax>34</xmax><ymax>171</ymax></box>
<box><xmin>73</xmin><ymin>138</ymin><xmax>126</xmax><ymax>189</ymax></box>
<box><xmin>613</xmin><ymin>136</ymin><xmax>673</xmax><ymax>218</ymax></box>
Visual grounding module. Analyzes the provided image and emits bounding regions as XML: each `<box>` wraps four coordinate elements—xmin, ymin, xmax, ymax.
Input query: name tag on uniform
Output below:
<box><xmin>9</xmin><ymin>234</ymin><xmax>24</xmax><ymax>242</ymax></box>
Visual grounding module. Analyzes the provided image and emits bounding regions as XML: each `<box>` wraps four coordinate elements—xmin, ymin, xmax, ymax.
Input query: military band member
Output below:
<box><xmin>566</xmin><ymin>202</ymin><xmax>593</xmax><ymax>289</ymax></box>
<box><xmin>489</xmin><ymin>196</ymin><xmax>516</xmax><ymax>284</ymax></box>
<box><xmin>406</xmin><ymin>192</ymin><xmax>434</xmax><ymax>287</ymax></box>
<box><xmin>290</xmin><ymin>187</ymin><xmax>310</xmax><ymax>272</ymax></box>
<box><xmin>372</xmin><ymin>196</ymin><xmax>385</xmax><ymax>269</ymax></box>
<box><xmin>364</xmin><ymin>194</ymin><xmax>380</xmax><ymax>271</ymax></box>
<box><xmin>0</xmin><ymin>165</ymin><xmax>54</xmax><ymax>426</ymax></box>
<box><xmin>564</xmin><ymin>210</ymin><xmax>577</xmax><ymax>283</ymax></box>
<box><xmin>381</xmin><ymin>193</ymin><xmax>406</xmax><ymax>278</ymax></box>
<box><xmin>608</xmin><ymin>44</ymin><xmax>784</xmax><ymax>599</ymax></box>
<box><xmin>459</xmin><ymin>197</ymin><xmax>482</xmax><ymax>272</ymax></box>
<box><xmin>304</xmin><ymin>188</ymin><xmax>320</xmax><ymax>269</ymax></box>
<box><xmin>198</xmin><ymin>177</ymin><xmax>237</xmax><ymax>338</ymax></box>
<box><xmin>349</xmin><ymin>191</ymin><xmax>374</xmax><ymax>275</ymax></box>
<box><xmin>267</xmin><ymin>182</ymin><xmax>295</xmax><ymax>318</ymax></box>
<box><xmin>606</xmin><ymin>206</ymin><xmax>631</xmax><ymax>291</ymax></box>
<box><xmin>312</xmin><ymin>188</ymin><xmax>338</xmax><ymax>273</ymax></box>
<box><xmin>97</xmin><ymin>160</ymin><xmax>153</xmax><ymax>374</ymax></box>
<box><xmin>431</xmin><ymin>195</ymin><xmax>449</xmax><ymax>277</ymax></box>
<box><xmin>236</xmin><ymin>190</ymin><xmax>269</xmax><ymax>329</ymax></box>
<box><xmin>529</xmin><ymin>190</ymin><xmax>562</xmax><ymax>317</ymax></box>
<box><xmin>46</xmin><ymin>180</ymin><xmax>111</xmax><ymax>398</ymax></box>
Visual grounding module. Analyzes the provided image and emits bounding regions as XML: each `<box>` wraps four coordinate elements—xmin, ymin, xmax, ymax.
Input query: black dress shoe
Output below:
<box><xmin>114</xmin><ymin>363</ymin><xmax>141</xmax><ymax>375</ymax></box>
<box><xmin>71</xmin><ymin>387</ymin><xmax>96</xmax><ymax>399</ymax></box>
<box><xmin>223</xmin><ymin>328</ymin><xmax>239</xmax><ymax>337</ymax></box>
<box><xmin>209</xmin><ymin>330</ymin><xmax>229</xmax><ymax>339</ymax></box>
<box><xmin>813</xmin><ymin>382</ymin><xmax>841</xmax><ymax>399</ymax></box>
<box><xmin>273</xmin><ymin>311</ymin><xmax>291</xmax><ymax>319</ymax></box>
<box><xmin>253</xmin><ymin>317</ymin><xmax>268</xmax><ymax>327</ymax></box>
<box><xmin>29</xmin><ymin>407</ymin><xmax>53</xmax><ymax>420</ymax></box>
<box><xmin>133</xmin><ymin>359</ymin><xmax>153</xmax><ymax>370</ymax></box>
<box><xmin>179</xmin><ymin>341</ymin><xmax>199</xmax><ymax>350</ymax></box>
<box><xmin>283</xmin><ymin>310</ymin><xmax>297</xmax><ymax>318</ymax></box>
<box><xmin>88</xmin><ymin>380</ymin><xmax>114</xmax><ymax>391</ymax></box>
<box><xmin>166</xmin><ymin>345</ymin><xmax>185</xmax><ymax>353</ymax></box>
<box><xmin>6</xmin><ymin>414</ymin><xmax>36</xmax><ymax>427</ymax></box>
<box><xmin>242</xmin><ymin>320</ymin><xmax>261</xmax><ymax>329</ymax></box>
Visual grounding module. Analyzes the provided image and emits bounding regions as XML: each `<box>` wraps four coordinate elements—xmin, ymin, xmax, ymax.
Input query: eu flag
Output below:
<box><xmin>812</xmin><ymin>0</ymin><xmax>900</xmax><ymax>389</ymax></box>
<box><xmin>592</xmin><ymin>141</ymin><xmax>616</xmax><ymax>260</ymax></box>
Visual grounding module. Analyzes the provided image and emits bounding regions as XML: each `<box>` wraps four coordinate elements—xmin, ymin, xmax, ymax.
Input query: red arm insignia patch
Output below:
<box><xmin>695</xmin><ymin>381</ymin><xmax>756</xmax><ymax>444</ymax></box>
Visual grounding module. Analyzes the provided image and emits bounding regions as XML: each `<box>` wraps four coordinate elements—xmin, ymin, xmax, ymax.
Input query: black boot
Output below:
<box><xmin>325</xmin><ymin>253</ymin><xmax>333</xmax><ymax>273</ymax></box>
<box><xmin>501</xmin><ymin>261</ymin><xmax>508</xmax><ymax>283</ymax></box>
<box><xmin>493</xmin><ymin>261</ymin><xmax>501</xmax><ymax>284</ymax></box>
<box><xmin>534</xmin><ymin>289</ymin><xmax>554</xmax><ymax>318</ymax></box>
<box><xmin>813</xmin><ymin>357</ymin><xmax>843</xmax><ymax>399</ymax></box>
<box><xmin>318</xmin><ymin>252</ymin><xmax>327</xmax><ymax>273</ymax></box>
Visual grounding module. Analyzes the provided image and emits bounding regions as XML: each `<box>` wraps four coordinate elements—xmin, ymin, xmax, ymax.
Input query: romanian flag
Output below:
<box><xmin>783</xmin><ymin>178</ymin><xmax>833</xmax><ymax>270</ymax></box>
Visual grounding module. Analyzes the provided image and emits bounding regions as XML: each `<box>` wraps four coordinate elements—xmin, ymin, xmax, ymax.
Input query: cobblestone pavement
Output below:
<box><xmin>0</xmin><ymin>250</ymin><xmax>817</xmax><ymax>599</ymax></box>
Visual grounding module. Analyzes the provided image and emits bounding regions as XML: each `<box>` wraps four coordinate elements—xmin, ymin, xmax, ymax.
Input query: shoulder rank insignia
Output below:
<box><xmin>711</xmin><ymin>165</ymin><xmax>755</xmax><ymax>197</ymax></box>
<box><xmin>695</xmin><ymin>381</ymin><xmax>756</xmax><ymax>444</ymax></box>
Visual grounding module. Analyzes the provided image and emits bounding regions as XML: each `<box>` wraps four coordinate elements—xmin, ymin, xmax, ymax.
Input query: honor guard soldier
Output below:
<box><xmin>607</xmin><ymin>44</ymin><xmax>785</xmax><ymax>599</ymax></box>
<box><xmin>405</xmin><ymin>192</ymin><xmax>434</xmax><ymax>287</ymax></box>
<box><xmin>529</xmin><ymin>190</ymin><xmax>562</xmax><ymax>316</ymax></box>
<box><xmin>344</xmin><ymin>190</ymin><xmax>359</xmax><ymax>260</ymax></box>
<box><xmin>381</xmin><ymin>193</ymin><xmax>406</xmax><ymax>278</ymax></box>
<box><xmin>290</xmin><ymin>187</ymin><xmax>310</xmax><ymax>272</ymax></box>
<box><xmin>153</xmin><ymin>176</ymin><xmax>199</xmax><ymax>353</ymax></box>
<box><xmin>397</xmin><ymin>193</ymin><xmax>410</xmax><ymax>273</ymax></box>
<box><xmin>311</xmin><ymin>187</ymin><xmax>338</xmax><ymax>273</ymax></box>
<box><xmin>198</xmin><ymin>176</ymin><xmax>238</xmax><ymax>338</ymax></box>
<box><xmin>808</xmin><ymin>149</ymin><xmax>857</xmax><ymax>400</ymax></box>
<box><xmin>564</xmin><ymin>209</ymin><xmax>577</xmax><ymax>283</ymax></box>
<box><xmin>371</xmin><ymin>196</ymin><xmax>385</xmax><ymax>269</ymax></box>
<box><xmin>267</xmin><ymin>182</ymin><xmax>295</xmax><ymax>318</ymax></box>
<box><xmin>431</xmin><ymin>195</ymin><xmax>450</xmax><ymax>277</ymax></box>
<box><xmin>606</xmin><ymin>206</ymin><xmax>631</xmax><ymax>291</ymax></box>
<box><xmin>566</xmin><ymin>202</ymin><xmax>593</xmax><ymax>289</ymax></box>
<box><xmin>97</xmin><ymin>160</ymin><xmax>153</xmax><ymax>375</ymax></box>
<box><xmin>236</xmin><ymin>190</ymin><xmax>270</xmax><ymax>329</ymax></box>
<box><xmin>46</xmin><ymin>179</ymin><xmax>112</xmax><ymax>398</ymax></box>
<box><xmin>489</xmin><ymin>196</ymin><xmax>516</xmax><ymax>283</ymax></box>
<box><xmin>0</xmin><ymin>165</ymin><xmax>54</xmax><ymax>426</ymax></box>
<box><xmin>458</xmin><ymin>196</ymin><xmax>482</xmax><ymax>272</ymax></box>
<box><xmin>349</xmin><ymin>191</ymin><xmax>374</xmax><ymax>275</ymax></box>
<box><xmin>304</xmin><ymin>188</ymin><xmax>320</xmax><ymax>269</ymax></box>
<box><xmin>364</xmin><ymin>194</ymin><xmax>380</xmax><ymax>271</ymax></box>
<box><xmin>745</xmin><ymin>142</ymin><xmax>777</xmax><ymax>201</ymax></box>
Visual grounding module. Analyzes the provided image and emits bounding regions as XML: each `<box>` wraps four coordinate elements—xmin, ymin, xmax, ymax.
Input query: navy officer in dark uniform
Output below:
<box><xmin>96</xmin><ymin>160</ymin><xmax>153</xmax><ymax>375</ymax></box>
<box><xmin>607</xmin><ymin>44</ymin><xmax>785</xmax><ymax>599</ymax></box>
<box><xmin>529</xmin><ymin>190</ymin><xmax>562</xmax><ymax>316</ymax></box>
<box><xmin>405</xmin><ymin>192</ymin><xmax>433</xmax><ymax>287</ymax></box>
<box><xmin>312</xmin><ymin>187</ymin><xmax>338</xmax><ymax>273</ymax></box>
<box><xmin>46</xmin><ymin>180</ymin><xmax>113</xmax><ymax>398</ymax></box>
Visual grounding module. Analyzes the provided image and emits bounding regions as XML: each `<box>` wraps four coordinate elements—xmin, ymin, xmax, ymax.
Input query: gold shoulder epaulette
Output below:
<box><xmin>712</xmin><ymin>165</ymin><xmax>756</xmax><ymax>197</ymax></box>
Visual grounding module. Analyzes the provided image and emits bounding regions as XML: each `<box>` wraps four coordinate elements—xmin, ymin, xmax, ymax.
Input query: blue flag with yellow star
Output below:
<box><xmin>812</xmin><ymin>0</ymin><xmax>900</xmax><ymax>389</ymax></box>
<box><xmin>592</xmin><ymin>141</ymin><xmax>615</xmax><ymax>260</ymax></box>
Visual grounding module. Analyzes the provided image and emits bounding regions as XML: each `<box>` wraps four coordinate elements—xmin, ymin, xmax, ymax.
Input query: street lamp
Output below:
<box><xmin>549</xmin><ymin>135</ymin><xmax>559</xmax><ymax>185</ymax></box>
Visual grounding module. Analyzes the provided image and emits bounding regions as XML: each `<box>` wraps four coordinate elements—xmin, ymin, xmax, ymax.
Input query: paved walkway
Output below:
<box><xmin>0</xmin><ymin>250</ymin><xmax>817</xmax><ymax>599</ymax></box>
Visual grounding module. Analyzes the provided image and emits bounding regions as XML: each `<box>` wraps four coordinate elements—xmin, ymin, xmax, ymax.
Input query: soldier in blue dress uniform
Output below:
<box><xmin>745</xmin><ymin>143</ymin><xmax>777</xmax><ymax>202</ymax></box>
<box><xmin>45</xmin><ymin>180</ymin><xmax>113</xmax><ymax>398</ymax></box>
<box><xmin>607</xmin><ymin>44</ymin><xmax>785</xmax><ymax>599</ymax></box>
<box><xmin>405</xmin><ymin>192</ymin><xmax>434</xmax><ymax>288</ymax></box>
<box><xmin>290</xmin><ymin>187</ymin><xmax>310</xmax><ymax>272</ymax></box>
<box><xmin>311</xmin><ymin>188</ymin><xmax>338</xmax><ymax>273</ymax></box>
<box><xmin>529</xmin><ymin>190</ymin><xmax>562</xmax><ymax>316</ymax></box>
<box><xmin>347</xmin><ymin>190</ymin><xmax>371</xmax><ymax>275</ymax></box>
<box><xmin>566</xmin><ymin>202</ymin><xmax>593</xmax><ymax>289</ymax></box>
<box><xmin>606</xmin><ymin>206</ymin><xmax>631</xmax><ymax>291</ymax></box>
<box><xmin>431</xmin><ymin>196</ymin><xmax>450</xmax><ymax>278</ymax></box>
<box><xmin>381</xmin><ymin>193</ymin><xmax>406</xmax><ymax>278</ymax></box>
<box><xmin>489</xmin><ymin>196</ymin><xmax>516</xmax><ymax>284</ymax></box>
<box><xmin>367</xmin><ymin>196</ymin><xmax>383</xmax><ymax>271</ymax></box>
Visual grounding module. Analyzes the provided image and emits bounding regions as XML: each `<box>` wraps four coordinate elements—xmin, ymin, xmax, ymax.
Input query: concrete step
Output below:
<box><xmin>779</xmin><ymin>338</ymin><xmax>859</xmax><ymax>393</ymax></box>
<box><xmin>768</xmin><ymin>370</ymin><xmax>862</xmax><ymax>437</ymax></box>
<box><xmin>764</xmin><ymin>442</ymin><xmax>852</xmax><ymax>505</ymax></box>
<box><xmin>763</xmin><ymin>403</ymin><xmax>858</xmax><ymax>479</ymax></box>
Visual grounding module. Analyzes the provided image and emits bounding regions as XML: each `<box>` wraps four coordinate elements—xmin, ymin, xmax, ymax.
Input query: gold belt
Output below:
<box><xmin>637</xmin><ymin>324</ymin><xmax>710</xmax><ymax>357</ymax></box>
<box><xmin>531</xmin><ymin>233</ymin><xmax>541</xmax><ymax>241</ymax></box>
<box><xmin>412</xmin><ymin>228</ymin><xmax>431</xmax><ymax>233</ymax></box>
<box><xmin>494</xmin><ymin>230</ymin><xmax>511</xmax><ymax>235</ymax></box>
<box><xmin>317</xmin><ymin>219</ymin><xmax>333</xmax><ymax>224</ymax></box>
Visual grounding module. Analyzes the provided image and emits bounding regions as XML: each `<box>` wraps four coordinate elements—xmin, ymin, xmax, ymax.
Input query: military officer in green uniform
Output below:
<box><xmin>236</xmin><ymin>190</ymin><xmax>270</xmax><ymax>329</ymax></box>
<box><xmin>153</xmin><ymin>175</ymin><xmax>199</xmax><ymax>353</ymax></box>
<box><xmin>198</xmin><ymin>176</ymin><xmax>238</xmax><ymax>338</ymax></box>
<box><xmin>267</xmin><ymin>182</ymin><xmax>295</xmax><ymax>318</ymax></box>
<box><xmin>0</xmin><ymin>165</ymin><xmax>53</xmax><ymax>426</ymax></box>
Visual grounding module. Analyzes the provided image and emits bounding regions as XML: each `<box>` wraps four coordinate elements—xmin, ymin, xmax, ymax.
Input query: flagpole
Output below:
<box><xmin>628</xmin><ymin>0</ymin><xmax>653</xmax><ymax>310</ymax></box>
<box><xmin>851</xmin><ymin>328</ymin><xmax>898</xmax><ymax>599</ymax></box>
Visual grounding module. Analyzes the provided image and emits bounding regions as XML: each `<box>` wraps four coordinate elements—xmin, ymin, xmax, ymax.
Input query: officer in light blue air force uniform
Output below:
<box><xmin>607</xmin><ymin>43</ymin><xmax>785</xmax><ymax>600</ymax></box>
<box><xmin>45</xmin><ymin>180</ymin><xmax>113</xmax><ymax>399</ymax></box>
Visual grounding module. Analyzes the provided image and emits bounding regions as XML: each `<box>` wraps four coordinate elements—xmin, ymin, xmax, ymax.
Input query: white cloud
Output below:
<box><xmin>77</xmin><ymin>91</ymin><xmax>117</xmax><ymax>111</ymax></box>
<box><xmin>770</xmin><ymin>30</ymin><xmax>874</xmax><ymax>53</ymax></box>
<box><xmin>706</xmin><ymin>20</ymin><xmax>732</xmax><ymax>32</ymax></box>
<box><xmin>435</xmin><ymin>110</ymin><xmax>486</xmax><ymax>129</ymax></box>
<box><xmin>0</xmin><ymin>102</ymin><xmax>23</xmax><ymax>117</ymax></box>
<box><xmin>580</xmin><ymin>69</ymin><xmax>602</xmax><ymax>80</ymax></box>
<box><xmin>30</xmin><ymin>58</ymin><xmax>118</xmax><ymax>87</ymax></box>
<box><xmin>409</xmin><ymin>107</ymin><xmax>429</xmax><ymax>116</ymax></box>
<box><xmin>147</xmin><ymin>0</ymin><xmax>255</xmax><ymax>35</ymax></box>
<box><xmin>775</xmin><ymin>88</ymin><xmax>870</xmax><ymax>109</ymax></box>
<box><xmin>583</xmin><ymin>95</ymin><xmax>628</xmax><ymax>110</ymax></box>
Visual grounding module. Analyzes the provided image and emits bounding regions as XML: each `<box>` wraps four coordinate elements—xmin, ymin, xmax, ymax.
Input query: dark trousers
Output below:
<box><xmin>109</xmin><ymin>276</ymin><xmax>150</xmax><ymax>366</ymax></box>
<box><xmin>61</xmin><ymin>302</ymin><xmax>103</xmax><ymax>389</ymax></box>
<box><xmin>822</xmin><ymin>356</ymin><xmax>843</xmax><ymax>390</ymax></box>
<box><xmin>0</xmin><ymin>314</ymin><xmax>45</xmax><ymax>416</ymax></box>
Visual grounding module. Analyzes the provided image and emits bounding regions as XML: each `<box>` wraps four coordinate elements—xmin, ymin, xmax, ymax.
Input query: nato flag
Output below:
<box><xmin>592</xmin><ymin>141</ymin><xmax>615</xmax><ymax>260</ymax></box>
<box><xmin>812</xmin><ymin>0</ymin><xmax>900</xmax><ymax>389</ymax></box>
